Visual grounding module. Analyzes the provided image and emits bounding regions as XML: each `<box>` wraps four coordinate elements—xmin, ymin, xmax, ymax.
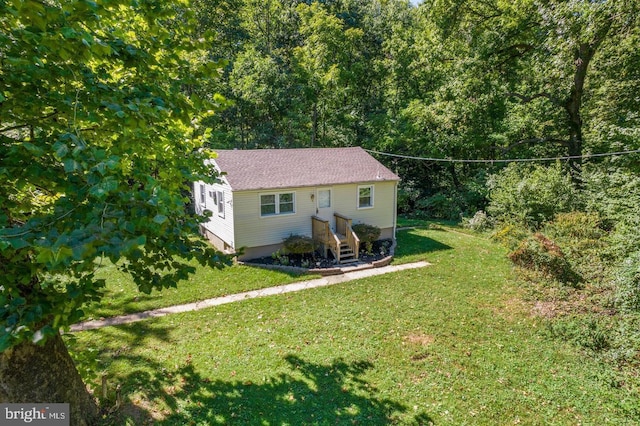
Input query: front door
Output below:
<box><xmin>316</xmin><ymin>187</ymin><xmax>334</xmax><ymax>230</ymax></box>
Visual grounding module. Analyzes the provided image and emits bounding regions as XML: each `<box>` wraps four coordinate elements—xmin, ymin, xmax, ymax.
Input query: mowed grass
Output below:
<box><xmin>74</xmin><ymin>224</ymin><xmax>639</xmax><ymax>424</ymax></box>
<box><xmin>84</xmin><ymin>221</ymin><xmax>438</xmax><ymax>320</ymax></box>
<box><xmin>85</xmin><ymin>262</ymin><xmax>317</xmax><ymax>319</ymax></box>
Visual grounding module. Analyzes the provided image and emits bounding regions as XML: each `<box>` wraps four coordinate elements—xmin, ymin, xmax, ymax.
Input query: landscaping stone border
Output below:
<box><xmin>239</xmin><ymin>239</ymin><xmax>397</xmax><ymax>276</ymax></box>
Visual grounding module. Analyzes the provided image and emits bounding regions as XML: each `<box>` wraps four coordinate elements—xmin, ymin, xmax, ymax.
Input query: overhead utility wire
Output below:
<box><xmin>364</xmin><ymin>148</ymin><xmax>640</xmax><ymax>164</ymax></box>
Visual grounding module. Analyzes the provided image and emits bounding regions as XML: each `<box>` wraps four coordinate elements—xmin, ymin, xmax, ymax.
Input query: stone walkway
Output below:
<box><xmin>71</xmin><ymin>261</ymin><xmax>430</xmax><ymax>332</ymax></box>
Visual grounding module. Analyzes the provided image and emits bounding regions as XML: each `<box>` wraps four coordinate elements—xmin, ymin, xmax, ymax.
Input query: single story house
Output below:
<box><xmin>193</xmin><ymin>147</ymin><xmax>400</xmax><ymax>262</ymax></box>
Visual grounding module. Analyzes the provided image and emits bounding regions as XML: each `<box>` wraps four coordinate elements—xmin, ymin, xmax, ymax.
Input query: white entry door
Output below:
<box><xmin>316</xmin><ymin>187</ymin><xmax>334</xmax><ymax>230</ymax></box>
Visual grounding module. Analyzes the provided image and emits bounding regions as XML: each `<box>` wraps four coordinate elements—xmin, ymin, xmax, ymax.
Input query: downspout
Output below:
<box><xmin>388</xmin><ymin>180</ymin><xmax>399</xmax><ymax>258</ymax></box>
<box><xmin>393</xmin><ymin>181</ymin><xmax>398</xmax><ymax>242</ymax></box>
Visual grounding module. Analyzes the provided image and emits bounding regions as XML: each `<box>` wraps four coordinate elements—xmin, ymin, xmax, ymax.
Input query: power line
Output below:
<box><xmin>364</xmin><ymin>148</ymin><xmax>640</xmax><ymax>164</ymax></box>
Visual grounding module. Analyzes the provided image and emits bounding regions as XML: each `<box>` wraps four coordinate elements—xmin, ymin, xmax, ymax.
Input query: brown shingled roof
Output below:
<box><xmin>212</xmin><ymin>147</ymin><xmax>400</xmax><ymax>191</ymax></box>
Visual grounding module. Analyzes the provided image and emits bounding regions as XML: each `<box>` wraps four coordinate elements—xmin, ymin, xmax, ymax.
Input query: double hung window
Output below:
<box><xmin>358</xmin><ymin>185</ymin><xmax>374</xmax><ymax>209</ymax></box>
<box><xmin>261</xmin><ymin>192</ymin><xmax>295</xmax><ymax>216</ymax></box>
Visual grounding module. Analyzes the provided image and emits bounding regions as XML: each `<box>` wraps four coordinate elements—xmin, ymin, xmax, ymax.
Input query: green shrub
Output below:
<box><xmin>282</xmin><ymin>235</ymin><xmax>315</xmax><ymax>255</ymax></box>
<box><xmin>397</xmin><ymin>182</ymin><xmax>421</xmax><ymax>214</ymax></box>
<box><xmin>418</xmin><ymin>171</ymin><xmax>489</xmax><ymax>218</ymax></box>
<box><xmin>545</xmin><ymin>212</ymin><xmax>605</xmax><ymax>241</ymax></box>
<box><xmin>543</xmin><ymin>212</ymin><xmax>609</xmax><ymax>283</ymax></box>
<box><xmin>508</xmin><ymin>233</ymin><xmax>581</xmax><ymax>285</ymax></box>
<box><xmin>352</xmin><ymin>223</ymin><xmax>381</xmax><ymax>243</ymax></box>
<box><xmin>607</xmin><ymin>218</ymin><xmax>640</xmax><ymax>263</ymax></box>
<box><xmin>584</xmin><ymin>169</ymin><xmax>640</xmax><ymax>263</ymax></box>
<box><xmin>584</xmin><ymin>169</ymin><xmax>640</xmax><ymax>225</ymax></box>
<box><xmin>487</xmin><ymin>163</ymin><xmax>578</xmax><ymax>228</ymax></box>
<box><xmin>415</xmin><ymin>192</ymin><xmax>463</xmax><ymax>220</ymax></box>
<box><xmin>490</xmin><ymin>223</ymin><xmax>530</xmax><ymax>251</ymax></box>
<box><xmin>614</xmin><ymin>251</ymin><xmax>640</xmax><ymax>313</ymax></box>
<box><xmin>463</xmin><ymin>210</ymin><xmax>494</xmax><ymax>232</ymax></box>
<box><xmin>352</xmin><ymin>223</ymin><xmax>381</xmax><ymax>254</ymax></box>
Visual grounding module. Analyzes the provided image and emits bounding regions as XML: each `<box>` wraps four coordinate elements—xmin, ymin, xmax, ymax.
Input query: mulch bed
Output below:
<box><xmin>245</xmin><ymin>239</ymin><xmax>393</xmax><ymax>269</ymax></box>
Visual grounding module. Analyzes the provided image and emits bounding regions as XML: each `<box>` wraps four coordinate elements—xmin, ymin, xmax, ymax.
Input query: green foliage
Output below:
<box><xmin>508</xmin><ymin>233</ymin><xmax>581</xmax><ymax>286</ymax></box>
<box><xmin>0</xmin><ymin>0</ymin><xmax>231</xmax><ymax>350</ymax></box>
<box><xmin>352</xmin><ymin>223</ymin><xmax>381</xmax><ymax>243</ymax></box>
<box><xmin>584</xmin><ymin>169</ymin><xmax>640</xmax><ymax>225</ymax></box>
<box><xmin>282</xmin><ymin>234</ymin><xmax>316</xmax><ymax>255</ymax></box>
<box><xmin>545</xmin><ymin>212</ymin><xmax>605</xmax><ymax>242</ymax></box>
<box><xmin>542</xmin><ymin>212</ymin><xmax>609</xmax><ymax>283</ymax></box>
<box><xmin>491</xmin><ymin>223</ymin><xmax>530</xmax><ymax>251</ymax></box>
<box><xmin>352</xmin><ymin>223</ymin><xmax>381</xmax><ymax>254</ymax></box>
<box><xmin>403</xmin><ymin>174</ymin><xmax>488</xmax><ymax>221</ymax></box>
<box><xmin>547</xmin><ymin>317</ymin><xmax>611</xmax><ymax>352</ymax></box>
<box><xmin>191</xmin><ymin>0</ymin><xmax>640</xmax><ymax>220</ymax></box>
<box><xmin>416</xmin><ymin>192</ymin><xmax>463</xmax><ymax>221</ymax></box>
<box><xmin>396</xmin><ymin>183</ymin><xmax>421</xmax><ymax>214</ymax></box>
<box><xmin>584</xmin><ymin>169</ymin><xmax>640</xmax><ymax>263</ymax></box>
<box><xmin>271</xmin><ymin>249</ymin><xmax>290</xmax><ymax>266</ymax></box>
<box><xmin>462</xmin><ymin>211</ymin><xmax>494</xmax><ymax>232</ymax></box>
<box><xmin>487</xmin><ymin>163</ymin><xmax>578</xmax><ymax>228</ymax></box>
<box><xmin>614</xmin><ymin>252</ymin><xmax>640</xmax><ymax>313</ymax></box>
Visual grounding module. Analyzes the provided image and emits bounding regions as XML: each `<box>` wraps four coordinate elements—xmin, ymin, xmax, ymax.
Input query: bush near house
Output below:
<box><xmin>352</xmin><ymin>223</ymin><xmax>381</xmax><ymax>253</ymax></box>
<box><xmin>282</xmin><ymin>235</ymin><xmax>316</xmax><ymax>255</ymax></box>
<box><xmin>352</xmin><ymin>223</ymin><xmax>381</xmax><ymax>243</ymax></box>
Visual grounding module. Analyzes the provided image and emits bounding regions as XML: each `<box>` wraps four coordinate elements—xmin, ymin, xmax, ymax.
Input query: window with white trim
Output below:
<box><xmin>199</xmin><ymin>184</ymin><xmax>206</xmax><ymax>205</ymax></box>
<box><xmin>260</xmin><ymin>192</ymin><xmax>295</xmax><ymax>216</ymax></box>
<box><xmin>217</xmin><ymin>190</ymin><xmax>225</xmax><ymax>217</ymax></box>
<box><xmin>358</xmin><ymin>185</ymin><xmax>374</xmax><ymax>209</ymax></box>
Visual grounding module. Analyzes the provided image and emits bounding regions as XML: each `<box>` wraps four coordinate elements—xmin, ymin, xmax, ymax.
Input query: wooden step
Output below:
<box><xmin>337</xmin><ymin>241</ymin><xmax>359</xmax><ymax>264</ymax></box>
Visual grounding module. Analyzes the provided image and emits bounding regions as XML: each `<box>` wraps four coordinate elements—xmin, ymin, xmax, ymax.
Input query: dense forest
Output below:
<box><xmin>195</xmin><ymin>0</ymin><xmax>640</xmax><ymax>373</ymax></box>
<box><xmin>194</xmin><ymin>0</ymin><xmax>639</xmax><ymax>213</ymax></box>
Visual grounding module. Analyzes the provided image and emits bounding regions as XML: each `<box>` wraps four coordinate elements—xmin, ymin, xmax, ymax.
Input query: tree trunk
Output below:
<box><xmin>563</xmin><ymin>19</ymin><xmax>612</xmax><ymax>184</ymax></box>
<box><xmin>449</xmin><ymin>163</ymin><xmax>461</xmax><ymax>188</ymax></box>
<box><xmin>564</xmin><ymin>43</ymin><xmax>590</xmax><ymax>184</ymax></box>
<box><xmin>0</xmin><ymin>332</ymin><xmax>99</xmax><ymax>426</ymax></box>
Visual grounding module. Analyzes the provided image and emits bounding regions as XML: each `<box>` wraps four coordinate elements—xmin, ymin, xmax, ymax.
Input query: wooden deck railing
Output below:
<box><xmin>312</xmin><ymin>216</ymin><xmax>341</xmax><ymax>262</ymax></box>
<box><xmin>334</xmin><ymin>213</ymin><xmax>360</xmax><ymax>260</ymax></box>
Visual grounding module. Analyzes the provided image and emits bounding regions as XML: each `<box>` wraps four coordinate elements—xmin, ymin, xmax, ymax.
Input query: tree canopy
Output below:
<box><xmin>1</xmin><ymin>0</ymin><xmax>230</xmax><ymax>350</ymax></box>
<box><xmin>195</xmin><ymin>0</ymin><xmax>639</xmax><ymax>201</ymax></box>
<box><xmin>1</xmin><ymin>0</ymin><xmax>229</xmax><ymax>421</ymax></box>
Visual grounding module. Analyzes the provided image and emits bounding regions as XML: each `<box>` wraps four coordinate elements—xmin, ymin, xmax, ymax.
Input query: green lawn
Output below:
<box><xmin>74</xmin><ymin>224</ymin><xmax>638</xmax><ymax>424</ymax></box>
<box><xmin>84</xmin><ymin>222</ymin><xmax>439</xmax><ymax>320</ymax></box>
<box><xmin>85</xmin><ymin>262</ymin><xmax>317</xmax><ymax>319</ymax></box>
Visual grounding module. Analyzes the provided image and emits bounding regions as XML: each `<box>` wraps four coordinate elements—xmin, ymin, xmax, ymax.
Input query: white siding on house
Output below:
<box><xmin>331</xmin><ymin>181</ymin><xmax>397</xmax><ymax>229</ymax></box>
<box><xmin>233</xmin><ymin>187</ymin><xmax>317</xmax><ymax>249</ymax></box>
<box><xmin>232</xmin><ymin>181</ymin><xmax>397</xmax><ymax>252</ymax></box>
<box><xmin>194</xmin><ymin>180</ymin><xmax>235</xmax><ymax>250</ymax></box>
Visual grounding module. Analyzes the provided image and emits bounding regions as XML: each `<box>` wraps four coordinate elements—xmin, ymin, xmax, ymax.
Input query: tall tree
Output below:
<box><xmin>294</xmin><ymin>2</ymin><xmax>365</xmax><ymax>146</ymax></box>
<box><xmin>425</xmin><ymin>0</ymin><xmax>640</xmax><ymax>181</ymax></box>
<box><xmin>0</xmin><ymin>1</ymin><xmax>230</xmax><ymax>423</ymax></box>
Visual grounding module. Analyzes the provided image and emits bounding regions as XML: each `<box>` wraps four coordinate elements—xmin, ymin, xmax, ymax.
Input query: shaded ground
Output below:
<box><xmin>98</xmin><ymin>350</ymin><xmax>432</xmax><ymax>425</ymax></box>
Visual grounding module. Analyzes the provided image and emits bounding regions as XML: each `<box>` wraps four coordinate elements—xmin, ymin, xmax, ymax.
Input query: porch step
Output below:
<box><xmin>339</xmin><ymin>243</ymin><xmax>358</xmax><ymax>264</ymax></box>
